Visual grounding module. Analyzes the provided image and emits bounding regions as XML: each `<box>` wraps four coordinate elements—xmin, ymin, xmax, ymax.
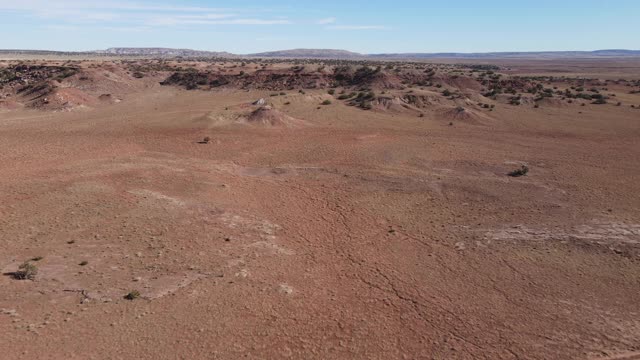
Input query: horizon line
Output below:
<box><xmin>1</xmin><ymin>47</ymin><xmax>639</xmax><ymax>55</ymax></box>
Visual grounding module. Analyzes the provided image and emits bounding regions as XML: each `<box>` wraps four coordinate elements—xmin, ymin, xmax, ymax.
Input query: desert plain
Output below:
<box><xmin>0</xmin><ymin>56</ymin><xmax>639</xmax><ymax>359</ymax></box>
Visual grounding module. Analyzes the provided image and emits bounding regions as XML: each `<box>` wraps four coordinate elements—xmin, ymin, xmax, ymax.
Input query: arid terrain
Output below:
<box><xmin>1</xmin><ymin>56</ymin><xmax>639</xmax><ymax>359</ymax></box>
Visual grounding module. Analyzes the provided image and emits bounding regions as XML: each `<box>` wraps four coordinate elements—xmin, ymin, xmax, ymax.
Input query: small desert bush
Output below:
<box><xmin>338</xmin><ymin>92</ymin><xmax>356</xmax><ymax>100</ymax></box>
<box><xmin>124</xmin><ymin>290</ymin><xmax>141</xmax><ymax>300</ymax></box>
<box><xmin>508</xmin><ymin>165</ymin><xmax>529</xmax><ymax>177</ymax></box>
<box><xmin>14</xmin><ymin>262</ymin><xmax>38</xmax><ymax>280</ymax></box>
<box><xmin>592</xmin><ymin>98</ymin><xmax>607</xmax><ymax>105</ymax></box>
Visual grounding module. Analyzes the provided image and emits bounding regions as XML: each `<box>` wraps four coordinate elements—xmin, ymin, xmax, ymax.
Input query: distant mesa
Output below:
<box><xmin>95</xmin><ymin>47</ymin><xmax>236</xmax><ymax>58</ymax></box>
<box><xmin>247</xmin><ymin>49</ymin><xmax>364</xmax><ymax>59</ymax></box>
<box><xmin>2</xmin><ymin>48</ymin><xmax>639</xmax><ymax>60</ymax></box>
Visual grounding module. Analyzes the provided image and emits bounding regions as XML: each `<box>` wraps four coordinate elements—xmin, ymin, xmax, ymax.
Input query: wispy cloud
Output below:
<box><xmin>174</xmin><ymin>14</ymin><xmax>237</xmax><ymax>20</ymax></box>
<box><xmin>43</xmin><ymin>24</ymin><xmax>151</xmax><ymax>32</ymax></box>
<box><xmin>99</xmin><ymin>26</ymin><xmax>152</xmax><ymax>33</ymax></box>
<box><xmin>43</xmin><ymin>24</ymin><xmax>81</xmax><ymax>31</ymax></box>
<box><xmin>256</xmin><ymin>36</ymin><xmax>289</xmax><ymax>42</ymax></box>
<box><xmin>0</xmin><ymin>0</ymin><xmax>291</xmax><ymax>27</ymax></box>
<box><xmin>327</xmin><ymin>25</ymin><xmax>388</xmax><ymax>30</ymax></box>
<box><xmin>146</xmin><ymin>17</ymin><xmax>290</xmax><ymax>26</ymax></box>
<box><xmin>316</xmin><ymin>17</ymin><xmax>336</xmax><ymax>25</ymax></box>
<box><xmin>0</xmin><ymin>1</ymin><xmax>230</xmax><ymax>12</ymax></box>
<box><xmin>34</xmin><ymin>9</ymin><xmax>121</xmax><ymax>22</ymax></box>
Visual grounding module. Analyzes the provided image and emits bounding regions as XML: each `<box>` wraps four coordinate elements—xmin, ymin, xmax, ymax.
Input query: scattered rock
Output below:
<box><xmin>279</xmin><ymin>284</ymin><xmax>294</xmax><ymax>295</ymax></box>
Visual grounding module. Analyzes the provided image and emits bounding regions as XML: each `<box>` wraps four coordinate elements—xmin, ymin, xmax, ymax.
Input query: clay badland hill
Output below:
<box><xmin>1</xmin><ymin>54</ymin><xmax>640</xmax><ymax>359</ymax></box>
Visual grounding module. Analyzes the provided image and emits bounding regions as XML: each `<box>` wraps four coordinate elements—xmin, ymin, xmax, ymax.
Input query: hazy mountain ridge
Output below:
<box><xmin>1</xmin><ymin>48</ymin><xmax>639</xmax><ymax>59</ymax></box>
<box><xmin>369</xmin><ymin>49</ymin><xmax>640</xmax><ymax>59</ymax></box>
<box><xmin>96</xmin><ymin>47</ymin><xmax>236</xmax><ymax>57</ymax></box>
<box><xmin>247</xmin><ymin>49</ymin><xmax>363</xmax><ymax>58</ymax></box>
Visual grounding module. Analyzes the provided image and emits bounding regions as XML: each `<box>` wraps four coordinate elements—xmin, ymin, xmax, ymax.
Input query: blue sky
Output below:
<box><xmin>0</xmin><ymin>0</ymin><xmax>638</xmax><ymax>53</ymax></box>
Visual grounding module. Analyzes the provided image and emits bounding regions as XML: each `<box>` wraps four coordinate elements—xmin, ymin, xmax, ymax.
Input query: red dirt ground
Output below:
<box><xmin>1</xmin><ymin>58</ymin><xmax>639</xmax><ymax>359</ymax></box>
